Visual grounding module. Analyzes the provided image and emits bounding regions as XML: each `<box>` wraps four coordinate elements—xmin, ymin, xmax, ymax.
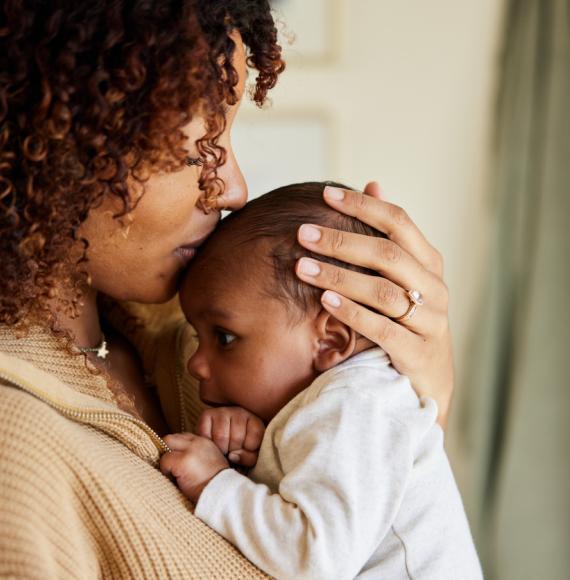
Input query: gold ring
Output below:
<box><xmin>394</xmin><ymin>289</ymin><xmax>424</xmax><ymax>322</ymax></box>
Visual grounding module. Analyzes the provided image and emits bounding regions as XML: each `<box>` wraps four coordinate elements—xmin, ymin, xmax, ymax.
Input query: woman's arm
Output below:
<box><xmin>296</xmin><ymin>183</ymin><xmax>454</xmax><ymax>428</ymax></box>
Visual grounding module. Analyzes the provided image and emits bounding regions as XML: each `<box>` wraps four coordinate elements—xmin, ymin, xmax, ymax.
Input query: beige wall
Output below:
<box><xmin>234</xmin><ymin>0</ymin><xmax>505</xmax><ymax>449</ymax></box>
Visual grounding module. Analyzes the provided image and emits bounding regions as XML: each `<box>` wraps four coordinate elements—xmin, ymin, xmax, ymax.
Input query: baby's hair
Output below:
<box><xmin>199</xmin><ymin>181</ymin><xmax>387</xmax><ymax>322</ymax></box>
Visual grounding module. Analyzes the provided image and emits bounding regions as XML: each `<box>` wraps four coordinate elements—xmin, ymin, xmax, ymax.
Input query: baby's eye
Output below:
<box><xmin>216</xmin><ymin>330</ymin><xmax>237</xmax><ymax>347</ymax></box>
<box><xmin>185</xmin><ymin>156</ymin><xmax>203</xmax><ymax>167</ymax></box>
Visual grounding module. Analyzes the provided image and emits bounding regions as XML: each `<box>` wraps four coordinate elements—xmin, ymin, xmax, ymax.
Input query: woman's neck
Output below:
<box><xmin>53</xmin><ymin>287</ymin><xmax>103</xmax><ymax>349</ymax></box>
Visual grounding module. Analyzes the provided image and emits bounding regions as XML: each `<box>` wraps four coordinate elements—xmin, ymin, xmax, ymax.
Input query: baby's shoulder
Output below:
<box><xmin>314</xmin><ymin>348</ymin><xmax>411</xmax><ymax>402</ymax></box>
<box><xmin>302</xmin><ymin>349</ymin><xmax>439</xmax><ymax>433</ymax></box>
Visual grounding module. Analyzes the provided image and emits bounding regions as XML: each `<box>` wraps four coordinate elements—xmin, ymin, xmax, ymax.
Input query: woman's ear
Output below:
<box><xmin>313</xmin><ymin>309</ymin><xmax>357</xmax><ymax>372</ymax></box>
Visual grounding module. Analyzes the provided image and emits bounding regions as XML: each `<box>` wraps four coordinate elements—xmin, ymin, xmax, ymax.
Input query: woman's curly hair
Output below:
<box><xmin>0</xmin><ymin>0</ymin><xmax>284</xmax><ymax>328</ymax></box>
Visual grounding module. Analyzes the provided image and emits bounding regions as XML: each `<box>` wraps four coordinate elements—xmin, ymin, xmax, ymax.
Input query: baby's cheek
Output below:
<box><xmin>225</xmin><ymin>359</ymin><xmax>276</xmax><ymax>420</ymax></box>
<box><xmin>259</xmin><ymin>361</ymin><xmax>311</xmax><ymax>421</ymax></box>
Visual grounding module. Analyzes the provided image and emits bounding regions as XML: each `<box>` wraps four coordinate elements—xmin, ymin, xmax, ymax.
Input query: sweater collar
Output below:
<box><xmin>0</xmin><ymin>326</ymin><xmax>168</xmax><ymax>464</ymax></box>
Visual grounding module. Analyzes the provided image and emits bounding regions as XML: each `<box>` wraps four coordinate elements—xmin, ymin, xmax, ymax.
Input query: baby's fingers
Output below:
<box><xmin>196</xmin><ymin>413</ymin><xmax>213</xmax><ymax>440</ymax></box>
<box><xmin>243</xmin><ymin>416</ymin><xmax>265</xmax><ymax>452</ymax></box>
<box><xmin>228</xmin><ymin>415</ymin><xmax>248</xmax><ymax>453</ymax></box>
<box><xmin>160</xmin><ymin>449</ymin><xmax>183</xmax><ymax>477</ymax></box>
<box><xmin>163</xmin><ymin>432</ymin><xmax>195</xmax><ymax>451</ymax></box>
<box><xmin>228</xmin><ymin>449</ymin><xmax>259</xmax><ymax>468</ymax></box>
<box><xmin>207</xmin><ymin>415</ymin><xmax>230</xmax><ymax>455</ymax></box>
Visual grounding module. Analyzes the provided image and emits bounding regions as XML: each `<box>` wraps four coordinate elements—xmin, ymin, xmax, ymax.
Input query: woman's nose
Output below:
<box><xmin>215</xmin><ymin>146</ymin><xmax>248</xmax><ymax>211</ymax></box>
<box><xmin>187</xmin><ymin>350</ymin><xmax>210</xmax><ymax>382</ymax></box>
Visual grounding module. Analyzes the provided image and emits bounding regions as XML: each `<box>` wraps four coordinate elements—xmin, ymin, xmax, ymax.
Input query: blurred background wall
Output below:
<box><xmin>234</xmin><ymin>1</ymin><xmax>569</xmax><ymax>578</ymax></box>
<box><xmin>234</xmin><ymin>0</ymin><xmax>503</xmax><ymax>395</ymax></box>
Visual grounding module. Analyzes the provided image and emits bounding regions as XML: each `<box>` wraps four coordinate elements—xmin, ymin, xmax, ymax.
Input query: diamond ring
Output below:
<box><xmin>394</xmin><ymin>289</ymin><xmax>424</xmax><ymax>322</ymax></box>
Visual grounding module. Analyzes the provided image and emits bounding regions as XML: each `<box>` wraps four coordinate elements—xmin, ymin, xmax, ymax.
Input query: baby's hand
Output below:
<box><xmin>160</xmin><ymin>433</ymin><xmax>229</xmax><ymax>503</ymax></box>
<box><xmin>196</xmin><ymin>407</ymin><xmax>265</xmax><ymax>468</ymax></box>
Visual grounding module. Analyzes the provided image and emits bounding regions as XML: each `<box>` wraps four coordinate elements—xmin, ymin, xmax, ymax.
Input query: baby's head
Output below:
<box><xmin>180</xmin><ymin>181</ymin><xmax>386</xmax><ymax>422</ymax></box>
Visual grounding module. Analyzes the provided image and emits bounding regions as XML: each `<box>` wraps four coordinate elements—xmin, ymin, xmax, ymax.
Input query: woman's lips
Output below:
<box><xmin>174</xmin><ymin>246</ymin><xmax>197</xmax><ymax>264</ymax></box>
<box><xmin>174</xmin><ymin>228</ymin><xmax>216</xmax><ymax>264</ymax></box>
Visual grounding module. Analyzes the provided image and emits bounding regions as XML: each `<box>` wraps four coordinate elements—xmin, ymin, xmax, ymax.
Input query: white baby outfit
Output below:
<box><xmin>196</xmin><ymin>348</ymin><xmax>483</xmax><ymax>579</ymax></box>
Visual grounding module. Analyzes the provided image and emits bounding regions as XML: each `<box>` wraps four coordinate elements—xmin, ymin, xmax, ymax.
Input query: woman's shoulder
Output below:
<box><xmin>0</xmin><ymin>378</ymin><xmax>70</xmax><ymax>437</ymax></box>
<box><xmin>0</xmin><ymin>382</ymin><xmax>100</xmax><ymax>577</ymax></box>
<box><xmin>0</xmin><ymin>379</ymin><xmax>91</xmax><ymax>522</ymax></box>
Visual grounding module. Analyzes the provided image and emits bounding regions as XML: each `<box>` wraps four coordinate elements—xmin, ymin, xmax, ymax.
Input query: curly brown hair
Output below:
<box><xmin>0</xmin><ymin>0</ymin><xmax>284</xmax><ymax>328</ymax></box>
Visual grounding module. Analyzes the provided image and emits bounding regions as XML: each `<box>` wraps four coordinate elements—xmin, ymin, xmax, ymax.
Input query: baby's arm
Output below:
<box><xmin>159</xmin><ymin>407</ymin><xmax>265</xmax><ymax>501</ymax></box>
<box><xmin>165</xmin><ymin>386</ymin><xmax>415</xmax><ymax>580</ymax></box>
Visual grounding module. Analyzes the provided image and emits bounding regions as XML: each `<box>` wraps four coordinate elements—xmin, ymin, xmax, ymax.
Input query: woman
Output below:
<box><xmin>0</xmin><ymin>1</ymin><xmax>454</xmax><ymax>577</ymax></box>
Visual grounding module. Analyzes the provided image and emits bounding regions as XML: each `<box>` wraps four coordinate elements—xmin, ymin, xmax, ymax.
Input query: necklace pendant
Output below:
<box><xmin>96</xmin><ymin>341</ymin><xmax>109</xmax><ymax>360</ymax></box>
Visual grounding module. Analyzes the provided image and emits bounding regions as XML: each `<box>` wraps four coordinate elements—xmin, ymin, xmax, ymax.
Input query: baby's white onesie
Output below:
<box><xmin>196</xmin><ymin>348</ymin><xmax>483</xmax><ymax>579</ymax></box>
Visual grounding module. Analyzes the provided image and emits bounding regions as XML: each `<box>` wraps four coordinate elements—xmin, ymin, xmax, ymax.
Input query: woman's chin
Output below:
<box><xmin>91</xmin><ymin>255</ymin><xmax>187</xmax><ymax>304</ymax></box>
<box><xmin>132</xmin><ymin>274</ymin><xmax>182</xmax><ymax>305</ymax></box>
<box><xmin>99</xmin><ymin>271</ymin><xmax>181</xmax><ymax>305</ymax></box>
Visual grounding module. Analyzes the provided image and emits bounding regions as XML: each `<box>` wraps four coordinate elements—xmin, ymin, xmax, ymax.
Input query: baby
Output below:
<box><xmin>160</xmin><ymin>182</ymin><xmax>482</xmax><ymax>579</ymax></box>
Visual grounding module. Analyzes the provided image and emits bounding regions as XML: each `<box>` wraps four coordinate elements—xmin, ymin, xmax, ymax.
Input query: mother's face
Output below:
<box><xmin>79</xmin><ymin>33</ymin><xmax>248</xmax><ymax>304</ymax></box>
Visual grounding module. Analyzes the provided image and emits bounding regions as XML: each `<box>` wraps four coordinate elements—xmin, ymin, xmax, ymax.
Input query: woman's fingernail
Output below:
<box><xmin>298</xmin><ymin>258</ymin><xmax>321</xmax><ymax>276</ymax></box>
<box><xmin>228</xmin><ymin>452</ymin><xmax>240</xmax><ymax>462</ymax></box>
<box><xmin>322</xmin><ymin>291</ymin><xmax>342</xmax><ymax>308</ymax></box>
<box><xmin>299</xmin><ymin>224</ymin><xmax>322</xmax><ymax>242</ymax></box>
<box><xmin>324</xmin><ymin>186</ymin><xmax>345</xmax><ymax>201</ymax></box>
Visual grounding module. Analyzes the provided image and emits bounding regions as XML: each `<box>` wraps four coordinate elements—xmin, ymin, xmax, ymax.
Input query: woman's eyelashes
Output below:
<box><xmin>185</xmin><ymin>156</ymin><xmax>203</xmax><ymax>167</ymax></box>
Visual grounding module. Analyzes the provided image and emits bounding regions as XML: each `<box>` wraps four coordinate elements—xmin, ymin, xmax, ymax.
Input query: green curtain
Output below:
<box><xmin>458</xmin><ymin>0</ymin><xmax>570</xmax><ymax>578</ymax></box>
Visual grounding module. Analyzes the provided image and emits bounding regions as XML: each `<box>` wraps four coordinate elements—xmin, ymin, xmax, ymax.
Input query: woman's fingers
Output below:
<box><xmin>319</xmin><ymin>185</ymin><xmax>443</xmax><ymax>276</ymax></box>
<box><xmin>320</xmin><ymin>291</ymin><xmax>423</xmax><ymax>369</ymax></box>
<box><xmin>362</xmin><ymin>180</ymin><xmax>383</xmax><ymax>200</ymax></box>
<box><xmin>293</xmin><ymin>181</ymin><xmax>455</xmax><ymax>428</ymax></box>
<box><xmin>297</xmin><ymin>226</ymin><xmax>440</xmax><ymax>302</ymax></box>
<box><xmin>320</xmin><ymin>287</ymin><xmax>455</xmax><ymax>428</ymax></box>
<box><xmin>296</xmin><ymin>257</ymin><xmax>440</xmax><ymax>331</ymax></box>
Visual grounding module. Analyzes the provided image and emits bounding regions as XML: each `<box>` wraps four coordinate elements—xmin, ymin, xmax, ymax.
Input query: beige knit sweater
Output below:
<box><xmin>0</xmin><ymin>301</ymin><xmax>266</xmax><ymax>579</ymax></box>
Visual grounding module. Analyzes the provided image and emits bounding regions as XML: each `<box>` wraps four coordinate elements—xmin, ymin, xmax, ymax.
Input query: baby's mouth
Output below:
<box><xmin>201</xmin><ymin>398</ymin><xmax>229</xmax><ymax>408</ymax></box>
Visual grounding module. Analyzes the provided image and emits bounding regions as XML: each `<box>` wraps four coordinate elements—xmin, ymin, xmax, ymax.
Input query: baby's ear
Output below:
<box><xmin>313</xmin><ymin>309</ymin><xmax>357</xmax><ymax>372</ymax></box>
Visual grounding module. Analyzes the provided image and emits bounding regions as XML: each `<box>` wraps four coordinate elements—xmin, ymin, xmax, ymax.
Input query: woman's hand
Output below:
<box><xmin>295</xmin><ymin>182</ymin><xmax>454</xmax><ymax>428</ymax></box>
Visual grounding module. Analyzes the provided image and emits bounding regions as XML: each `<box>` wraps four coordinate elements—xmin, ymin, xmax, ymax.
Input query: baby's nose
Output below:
<box><xmin>187</xmin><ymin>351</ymin><xmax>210</xmax><ymax>381</ymax></box>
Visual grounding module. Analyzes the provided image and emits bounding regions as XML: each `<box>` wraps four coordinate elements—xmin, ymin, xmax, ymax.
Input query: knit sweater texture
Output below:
<box><xmin>0</xmin><ymin>301</ymin><xmax>266</xmax><ymax>579</ymax></box>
